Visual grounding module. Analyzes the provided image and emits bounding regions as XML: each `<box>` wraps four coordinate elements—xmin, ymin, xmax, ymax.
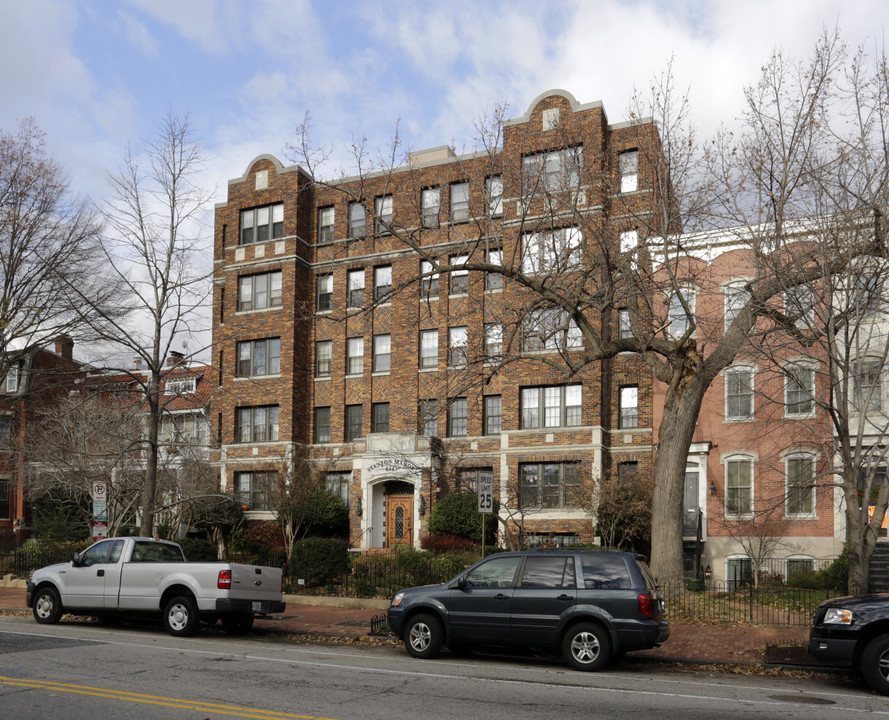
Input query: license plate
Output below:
<box><xmin>252</xmin><ymin>602</ymin><xmax>270</xmax><ymax>613</ymax></box>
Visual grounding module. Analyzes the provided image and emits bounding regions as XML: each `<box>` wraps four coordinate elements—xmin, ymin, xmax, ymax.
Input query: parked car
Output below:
<box><xmin>27</xmin><ymin>536</ymin><xmax>286</xmax><ymax>636</ymax></box>
<box><xmin>387</xmin><ymin>550</ymin><xmax>669</xmax><ymax>670</ymax></box>
<box><xmin>809</xmin><ymin>593</ymin><xmax>889</xmax><ymax>694</ymax></box>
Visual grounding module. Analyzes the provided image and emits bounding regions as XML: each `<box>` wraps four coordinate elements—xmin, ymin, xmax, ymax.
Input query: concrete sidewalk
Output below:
<box><xmin>0</xmin><ymin>584</ymin><xmax>813</xmax><ymax>666</ymax></box>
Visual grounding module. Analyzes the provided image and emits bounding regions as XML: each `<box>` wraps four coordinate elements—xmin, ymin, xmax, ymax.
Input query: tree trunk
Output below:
<box><xmin>141</xmin><ymin>371</ymin><xmax>160</xmax><ymax>537</ymax></box>
<box><xmin>649</xmin><ymin>369</ymin><xmax>708</xmax><ymax>583</ymax></box>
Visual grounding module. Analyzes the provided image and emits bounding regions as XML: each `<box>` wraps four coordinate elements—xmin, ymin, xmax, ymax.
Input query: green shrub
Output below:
<box><xmin>177</xmin><ymin>538</ymin><xmax>218</xmax><ymax>561</ymax></box>
<box><xmin>819</xmin><ymin>553</ymin><xmax>848</xmax><ymax>592</ymax></box>
<box><xmin>290</xmin><ymin>537</ymin><xmax>350</xmax><ymax>587</ymax></box>
<box><xmin>433</xmin><ymin>553</ymin><xmax>469</xmax><ymax>580</ymax></box>
<box><xmin>427</xmin><ymin>492</ymin><xmax>498</xmax><ymax>544</ymax></box>
<box><xmin>304</xmin><ymin>488</ymin><xmax>349</xmax><ymax>538</ymax></box>
<box><xmin>421</xmin><ymin>533</ymin><xmax>479</xmax><ymax>554</ymax></box>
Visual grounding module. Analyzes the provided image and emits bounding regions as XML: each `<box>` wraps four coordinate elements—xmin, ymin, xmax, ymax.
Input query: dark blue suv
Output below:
<box><xmin>387</xmin><ymin>550</ymin><xmax>669</xmax><ymax>670</ymax></box>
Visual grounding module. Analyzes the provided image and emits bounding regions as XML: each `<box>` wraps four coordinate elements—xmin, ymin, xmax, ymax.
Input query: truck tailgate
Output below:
<box><xmin>229</xmin><ymin>564</ymin><xmax>282</xmax><ymax>602</ymax></box>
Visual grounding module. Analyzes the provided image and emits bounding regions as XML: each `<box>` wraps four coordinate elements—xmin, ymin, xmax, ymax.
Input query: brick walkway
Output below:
<box><xmin>0</xmin><ymin>584</ymin><xmax>814</xmax><ymax>666</ymax></box>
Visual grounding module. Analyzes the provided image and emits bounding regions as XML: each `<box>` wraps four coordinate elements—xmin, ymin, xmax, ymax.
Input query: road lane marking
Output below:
<box><xmin>0</xmin><ymin>676</ymin><xmax>338</xmax><ymax>720</ymax></box>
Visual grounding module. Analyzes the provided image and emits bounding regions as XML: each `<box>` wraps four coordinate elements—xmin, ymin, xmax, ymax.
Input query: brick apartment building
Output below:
<box><xmin>0</xmin><ymin>336</ymin><xmax>83</xmax><ymax>546</ymax></box>
<box><xmin>212</xmin><ymin>89</ymin><xmax>663</xmax><ymax>551</ymax></box>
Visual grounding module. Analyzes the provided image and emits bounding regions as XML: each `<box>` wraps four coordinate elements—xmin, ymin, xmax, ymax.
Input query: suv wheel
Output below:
<box><xmin>861</xmin><ymin>634</ymin><xmax>889</xmax><ymax>695</ymax></box>
<box><xmin>564</xmin><ymin>622</ymin><xmax>612</xmax><ymax>671</ymax></box>
<box><xmin>404</xmin><ymin>613</ymin><xmax>443</xmax><ymax>659</ymax></box>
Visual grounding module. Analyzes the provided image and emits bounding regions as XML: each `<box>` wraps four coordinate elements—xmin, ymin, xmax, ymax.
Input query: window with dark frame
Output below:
<box><xmin>236</xmin><ymin>405</ymin><xmax>279</xmax><ymax>443</ymax></box>
<box><xmin>317</xmin><ymin>206</ymin><xmax>335</xmax><ymax>244</ymax></box>
<box><xmin>345</xmin><ymin>404</ymin><xmax>363</xmax><ymax>441</ymax></box>
<box><xmin>619</xmin><ymin>385</ymin><xmax>638</xmax><ymax>429</ymax></box>
<box><xmin>520</xmin><ymin>384</ymin><xmax>582</xmax><ymax>429</ymax></box>
<box><xmin>0</xmin><ymin>417</ymin><xmax>11</xmax><ymax>450</ymax></box>
<box><xmin>519</xmin><ymin>462</ymin><xmax>581</xmax><ymax>509</ymax></box>
<box><xmin>373</xmin><ymin>334</ymin><xmax>391</xmax><ymax>372</ymax></box>
<box><xmin>419</xmin><ymin>399</ymin><xmax>438</xmax><ymax>436</ymax></box>
<box><xmin>448</xmin><ymin>397</ymin><xmax>468</xmax><ymax>437</ymax></box>
<box><xmin>619</xmin><ymin>150</ymin><xmax>638</xmax><ymax>193</ymax></box>
<box><xmin>450</xmin><ymin>182</ymin><xmax>469</xmax><ymax>222</ymax></box>
<box><xmin>326</xmin><ymin>471</ymin><xmax>351</xmax><ymax>507</ymax></box>
<box><xmin>316</xmin><ymin>274</ymin><xmax>332</xmax><ymax>311</ymax></box>
<box><xmin>347</xmin><ymin>269</ymin><xmax>365</xmax><ymax>307</ymax></box>
<box><xmin>315</xmin><ymin>340</ymin><xmax>332</xmax><ymax>378</ymax></box>
<box><xmin>240</xmin><ymin>203</ymin><xmax>284</xmax><ymax>245</ymax></box>
<box><xmin>314</xmin><ymin>407</ymin><xmax>331</xmax><ymax>443</ymax></box>
<box><xmin>372</xmin><ymin>402</ymin><xmax>390</xmax><ymax>433</ymax></box>
<box><xmin>237</xmin><ymin>337</ymin><xmax>281</xmax><ymax>377</ymax></box>
<box><xmin>374</xmin><ymin>265</ymin><xmax>392</xmax><ymax>302</ymax></box>
<box><xmin>234</xmin><ymin>471</ymin><xmax>272</xmax><ymax>511</ymax></box>
<box><xmin>238</xmin><ymin>271</ymin><xmax>282</xmax><ymax>312</ymax></box>
<box><xmin>0</xmin><ymin>477</ymin><xmax>8</xmax><ymax>519</ymax></box>
<box><xmin>348</xmin><ymin>202</ymin><xmax>366</xmax><ymax>238</ymax></box>
<box><xmin>484</xmin><ymin>395</ymin><xmax>502</xmax><ymax>435</ymax></box>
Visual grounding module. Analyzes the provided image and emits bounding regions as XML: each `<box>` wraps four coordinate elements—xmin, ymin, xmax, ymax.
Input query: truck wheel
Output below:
<box><xmin>32</xmin><ymin>587</ymin><xmax>62</xmax><ymax>625</ymax></box>
<box><xmin>221</xmin><ymin>613</ymin><xmax>255</xmax><ymax>634</ymax></box>
<box><xmin>404</xmin><ymin>613</ymin><xmax>443</xmax><ymax>659</ymax></box>
<box><xmin>861</xmin><ymin>634</ymin><xmax>889</xmax><ymax>695</ymax></box>
<box><xmin>563</xmin><ymin>622</ymin><xmax>612</xmax><ymax>671</ymax></box>
<box><xmin>163</xmin><ymin>595</ymin><xmax>198</xmax><ymax>637</ymax></box>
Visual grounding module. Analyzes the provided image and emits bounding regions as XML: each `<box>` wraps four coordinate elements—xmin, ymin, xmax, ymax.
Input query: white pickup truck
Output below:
<box><xmin>26</xmin><ymin>536</ymin><xmax>286</xmax><ymax>636</ymax></box>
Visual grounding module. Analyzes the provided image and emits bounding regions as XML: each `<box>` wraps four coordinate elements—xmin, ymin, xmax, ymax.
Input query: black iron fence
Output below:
<box><xmin>660</xmin><ymin>579</ymin><xmax>841</xmax><ymax>626</ymax></box>
<box><xmin>0</xmin><ymin>543</ymin><xmax>89</xmax><ymax>578</ymax></box>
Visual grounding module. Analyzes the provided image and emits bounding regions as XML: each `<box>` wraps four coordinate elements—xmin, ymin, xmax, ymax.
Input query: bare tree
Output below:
<box><xmin>72</xmin><ymin>112</ymin><xmax>213</xmax><ymax>537</ymax></box>
<box><xmin>0</xmin><ymin>119</ymin><xmax>121</xmax><ymax>373</ymax></box>
<box><xmin>587</xmin><ymin>466</ymin><xmax>653</xmax><ymax>552</ymax></box>
<box><xmin>24</xmin><ymin>391</ymin><xmax>144</xmax><ymax>537</ymax></box>
<box><xmin>268</xmin><ymin>445</ymin><xmax>326</xmax><ymax>562</ymax></box>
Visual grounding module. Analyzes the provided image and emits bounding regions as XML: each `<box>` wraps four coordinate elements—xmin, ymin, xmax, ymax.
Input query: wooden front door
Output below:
<box><xmin>386</xmin><ymin>494</ymin><xmax>413</xmax><ymax>548</ymax></box>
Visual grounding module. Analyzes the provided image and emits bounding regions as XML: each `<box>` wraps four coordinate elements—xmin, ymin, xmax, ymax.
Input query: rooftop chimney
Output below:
<box><xmin>54</xmin><ymin>335</ymin><xmax>74</xmax><ymax>360</ymax></box>
<box><xmin>167</xmin><ymin>351</ymin><xmax>185</xmax><ymax>367</ymax></box>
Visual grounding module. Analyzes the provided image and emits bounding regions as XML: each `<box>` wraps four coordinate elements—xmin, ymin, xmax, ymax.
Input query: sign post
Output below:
<box><xmin>91</xmin><ymin>481</ymin><xmax>107</xmax><ymax>541</ymax></box>
<box><xmin>477</xmin><ymin>471</ymin><xmax>494</xmax><ymax>557</ymax></box>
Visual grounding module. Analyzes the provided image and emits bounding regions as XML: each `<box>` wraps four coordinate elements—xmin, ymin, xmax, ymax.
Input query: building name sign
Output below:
<box><xmin>366</xmin><ymin>457</ymin><xmax>421</xmax><ymax>475</ymax></box>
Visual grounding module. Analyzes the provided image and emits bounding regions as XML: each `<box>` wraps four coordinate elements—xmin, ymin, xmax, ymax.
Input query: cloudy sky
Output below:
<box><xmin>4</xmin><ymin>0</ymin><xmax>889</xmax><ymax>210</ymax></box>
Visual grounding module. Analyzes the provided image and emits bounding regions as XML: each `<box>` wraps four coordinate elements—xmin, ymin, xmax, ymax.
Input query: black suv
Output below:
<box><xmin>387</xmin><ymin>550</ymin><xmax>669</xmax><ymax>670</ymax></box>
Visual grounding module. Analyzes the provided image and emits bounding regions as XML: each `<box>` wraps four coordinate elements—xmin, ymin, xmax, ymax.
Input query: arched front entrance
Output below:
<box><xmin>385</xmin><ymin>481</ymin><xmax>414</xmax><ymax>548</ymax></box>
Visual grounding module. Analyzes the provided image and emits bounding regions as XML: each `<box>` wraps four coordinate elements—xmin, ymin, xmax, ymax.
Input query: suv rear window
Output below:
<box><xmin>580</xmin><ymin>556</ymin><xmax>631</xmax><ymax>589</ymax></box>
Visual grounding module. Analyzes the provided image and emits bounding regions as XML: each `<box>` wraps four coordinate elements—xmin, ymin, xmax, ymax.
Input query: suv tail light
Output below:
<box><xmin>638</xmin><ymin>591</ymin><xmax>653</xmax><ymax>618</ymax></box>
<box><xmin>218</xmin><ymin>569</ymin><xmax>232</xmax><ymax>590</ymax></box>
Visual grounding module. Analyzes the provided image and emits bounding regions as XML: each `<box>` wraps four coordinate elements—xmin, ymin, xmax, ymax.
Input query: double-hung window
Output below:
<box><xmin>347</xmin><ymin>269</ymin><xmax>365</xmax><ymax>308</ymax></box>
<box><xmin>419</xmin><ymin>329</ymin><xmax>439</xmax><ymax>369</ymax></box>
<box><xmin>373</xmin><ymin>334</ymin><xmax>391</xmax><ymax>373</ymax></box>
<box><xmin>854</xmin><ymin>360</ymin><xmax>882</xmax><ymax>413</ymax></box>
<box><xmin>346</xmin><ymin>337</ymin><xmax>364</xmax><ymax>375</ymax></box>
<box><xmin>317</xmin><ymin>206</ymin><xmax>335</xmax><ymax>244</ymax></box>
<box><xmin>237</xmin><ymin>338</ymin><xmax>281</xmax><ymax>377</ymax></box>
<box><xmin>787</xmin><ymin>454</ymin><xmax>816</xmax><ymax>516</ymax></box>
<box><xmin>523</xmin><ymin>148</ymin><xmax>583</xmax><ymax>193</ymax></box>
<box><xmin>521</xmin><ymin>385</ymin><xmax>582</xmax><ymax>429</ymax></box>
<box><xmin>484</xmin><ymin>395</ymin><xmax>502</xmax><ymax>435</ymax></box>
<box><xmin>726</xmin><ymin>456</ymin><xmax>753</xmax><ymax>516</ymax></box>
<box><xmin>450</xmin><ymin>182</ymin><xmax>469</xmax><ymax>222</ymax></box>
<box><xmin>724</xmin><ymin>281</ymin><xmax>750</xmax><ymax>331</ymax></box>
<box><xmin>348</xmin><ymin>202</ymin><xmax>366</xmax><ymax>238</ymax></box>
<box><xmin>234</xmin><ymin>471</ymin><xmax>272</xmax><ymax>511</ymax></box>
<box><xmin>486</xmin><ymin>176</ymin><xmax>503</xmax><ymax>216</ymax></box>
<box><xmin>0</xmin><ymin>477</ymin><xmax>8</xmax><ymax>518</ymax></box>
<box><xmin>420</xmin><ymin>260</ymin><xmax>439</xmax><ymax>299</ymax></box>
<box><xmin>238</xmin><ymin>271</ymin><xmax>282</xmax><ymax>311</ymax></box>
<box><xmin>345</xmin><ymin>405</ymin><xmax>363</xmax><ymax>441</ymax></box>
<box><xmin>421</xmin><ymin>187</ymin><xmax>440</xmax><ymax>228</ymax></box>
<box><xmin>450</xmin><ymin>254</ymin><xmax>469</xmax><ymax>294</ymax></box>
<box><xmin>619</xmin><ymin>386</ymin><xmax>638</xmax><ymax>429</ymax></box>
<box><xmin>315</xmin><ymin>340</ymin><xmax>332</xmax><ymax>378</ymax></box>
<box><xmin>375</xmin><ymin>195</ymin><xmax>393</xmax><ymax>234</ymax></box>
<box><xmin>725</xmin><ymin>366</ymin><xmax>754</xmax><ymax>420</ymax></box>
<box><xmin>449</xmin><ymin>326</ymin><xmax>468</xmax><ymax>366</ymax></box>
<box><xmin>240</xmin><ymin>203</ymin><xmax>284</xmax><ymax>245</ymax></box>
<box><xmin>374</xmin><ymin>265</ymin><xmax>392</xmax><ymax>302</ymax></box>
<box><xmin>3</xmin><ymin>367</ymin><xmax>19</xmax><ymax>394</ymax></box>
<box><xmin>419</xmin><ymin>399</ymin><xmax>438</xmax><ymax>436</ymax></box>
<box><xmin>316</xmin><ymin>274</ymin><xmax>332</xmax><ymax>311</ymax></box>
<box><xmin>372</xmin><ymin>403</ymin><xmax>390</xmax><ymax>433</ymax></box>
<box><xmin>619</xmin><ymin>150</ymin><xmax>638</xmax><ymax>193</ymax></box>
<box><xmin>314</xmin><ymin>407</ymin><xmax>331</xmax><ymax>443</ymax></box>
<box><xmin>521</xmin><ymin>228</ymin><xmax>582</xmax><ymax>273</ymax></box>
<box><xmin>668</xmin><ymin>288</ymin><xmax>695</xmax><ymax>337</ymax></box>
<box><xmin>486</xmin><ymin>249</ymin><xmax>503</xmax><ymax>290</ymax></box>
<box><xmin>448</xmin><ymin>398</ymin><xmax>468</xmax><ymax>437</ymax></box>
<box><xmin>236</xmin><ymin>405</ymin><xmax>279</xmax><ymax>443</ymax></box>
<box><xmin>484</xmin><ymin>323</ymin><xmax>502</xmax><ymax>361</ymax></box>
<box><xmin>519</xmin><ymin>462</ymin><xmax>581</xmax><ymax>509</ymax></box>
<box><xmin>785</xmin><ymin>363</ymin><xmax>815</xmax><ymax>417</ymax></box>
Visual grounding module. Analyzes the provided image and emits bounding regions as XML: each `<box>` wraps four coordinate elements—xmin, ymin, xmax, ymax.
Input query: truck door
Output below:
<box><xmin>100</xmin><ymin>540</ymin><xmax>126</xmax><ymax>609</ymax></box>
<box><xmin>65</xmin><ymin>540</ymin><xmax>118</xmax><ymax>609</ymax></box>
